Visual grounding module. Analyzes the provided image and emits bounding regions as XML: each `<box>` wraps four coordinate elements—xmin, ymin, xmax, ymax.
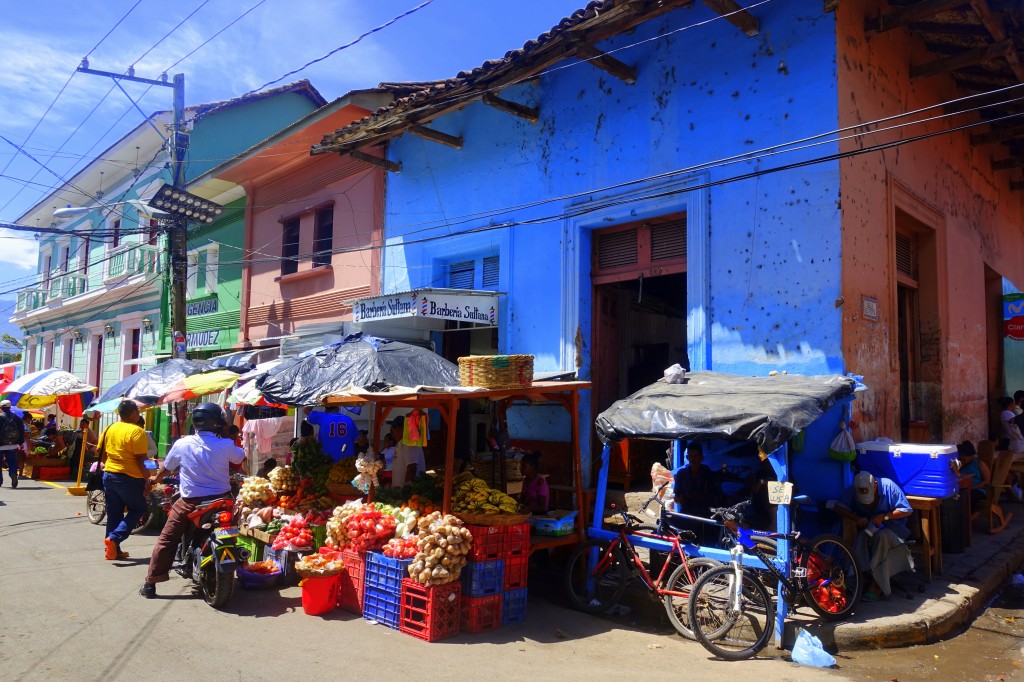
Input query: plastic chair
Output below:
<box><xmin>973</xmin><ymin>450</ymin><xmax>1014</xmax><ymax>534</ymax></box>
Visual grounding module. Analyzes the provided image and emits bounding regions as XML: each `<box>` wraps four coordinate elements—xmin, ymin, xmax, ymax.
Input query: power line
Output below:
<box><xmin>245</xmin><ymin>0</ymin><xmax>437</xmax><ymax>95</ymax></box>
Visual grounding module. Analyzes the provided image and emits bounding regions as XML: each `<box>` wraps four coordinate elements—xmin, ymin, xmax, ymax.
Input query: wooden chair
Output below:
<box><xmin>977</xmin><ymin>440</ymin><xmax>995</xmax><ymax>470</ymax></box>
<box><xmin>973</xmin><ymin>449</ymin><xmax>1014</xmax><ymax>534</ymax></box>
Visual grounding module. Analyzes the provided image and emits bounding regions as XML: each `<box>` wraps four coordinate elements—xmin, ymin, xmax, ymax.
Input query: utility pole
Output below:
<box><xmin>77</xmin><ymin>63</ymin><xmax>188</xmax><ymax>358</ymax></box>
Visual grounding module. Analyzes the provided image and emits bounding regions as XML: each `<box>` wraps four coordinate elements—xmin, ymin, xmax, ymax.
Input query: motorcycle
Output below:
<box><xmin>168</xmin><ymin>481</ymin><xmax>249</xmax><ymax>609</ymax></box>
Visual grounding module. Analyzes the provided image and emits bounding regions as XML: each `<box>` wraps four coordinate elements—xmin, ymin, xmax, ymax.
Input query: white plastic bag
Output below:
<box><xmin>662</xmin><ymin>363</ymin><xmax>687</xmax><ymax>384</ymax></box>
<box><xmin>648</xmin><ymin>463</ymin><xmax>675</xmax><ymax>515</ymax></box>
<box><xmin>828</xmin><ymin>422</ymin><xmax>856</xmax><ymax>462</ymax></box>
<box><xmin>791</xmin><ymin>629</ymin><xmax>835</xmax><ymax>668</ymax></box>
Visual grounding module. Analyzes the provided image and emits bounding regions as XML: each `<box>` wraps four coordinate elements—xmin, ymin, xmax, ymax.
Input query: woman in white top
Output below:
<box><xmin>998</xmin><ymin>396</ymin><xmax>1024</xmax><ymax>455</ymax></box>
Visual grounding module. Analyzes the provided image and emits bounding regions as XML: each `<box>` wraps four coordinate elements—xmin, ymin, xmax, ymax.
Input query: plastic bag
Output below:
<box><xmin>791</xmin><ymin>628</ymin><xmax>835</xmax><ymax>668</ymax></box>
<box><xmin>648</xmin><ymin>463</ymin><xmax>675</xmax><ymax>515</ymax></box>
<box><xmin>828</xmin><ymin>422</ymin><xmax>856</xmax><ymax>462</ymax></box>
<box><xmin>662</xmin><ymin>363</ymin><xmax>687</xmax><ymax>384</ymax></box>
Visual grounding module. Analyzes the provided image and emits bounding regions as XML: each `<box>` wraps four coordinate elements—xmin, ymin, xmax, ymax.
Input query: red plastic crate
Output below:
<box><xmin>399</xmin><ymin>579</ymin><xmax>461</xmax><ymax>642</ymax></box>
<box><xmin>337</xmin><ymin>549</ymin><xmax>366</xmax><ymax>614</ymax></box>
<box><xmin>461</xmin><ymin>594</ymin><xmax>502</xmax><ymax>634</ymax></box>
<box><xmin>503</xmin><ymin>552</ymin><xmax>529</xmax><ymax>591</ymax></box>
<box><xmin>505</xmin><ymin>522</ymin><xmax>530</xmax><ymax>557</ymax></box>
<box><xmin>466</xmin><ymin>524</ymin><xmax>505</xmax><ymax>562</ymax></box>
<box><xmin>32</xmin><ymin>466</ymin><xmax>70</xmax><ymax>481</ymax></box>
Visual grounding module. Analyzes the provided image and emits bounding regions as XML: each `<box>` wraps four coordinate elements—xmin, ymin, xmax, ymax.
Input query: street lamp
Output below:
<box><xmin>146</xmin><ymin>184</ymin><xmax>223</xmax><ymax>224</ymax></box>
<box><xmin>53</xmin><ymin>199</ymin><xmax>168</xmax><ymax>221</ymax></box>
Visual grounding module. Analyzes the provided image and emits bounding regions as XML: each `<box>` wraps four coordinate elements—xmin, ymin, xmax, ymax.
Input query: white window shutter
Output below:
<box><xmin>205</xmin><ymin>247</ymin><xmax>218</xmax><ymax>294</ymax></box>
<box><xmin>186</xmin><ymin>253</ymin><xmax>198</xmax><ymax>299</ymax></box>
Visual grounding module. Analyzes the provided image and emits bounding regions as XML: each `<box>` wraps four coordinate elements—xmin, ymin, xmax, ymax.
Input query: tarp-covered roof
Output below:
<box><xmin>595</xmin><ymin>371</ymin><xmax>856</xmax><ymax>454</ymax></box>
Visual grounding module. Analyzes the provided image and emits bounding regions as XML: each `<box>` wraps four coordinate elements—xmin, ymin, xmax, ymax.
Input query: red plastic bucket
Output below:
<box><xmin>301</xmin><ymin>574</ymin><xmax>341</xmax><ymax>616</ymax></box>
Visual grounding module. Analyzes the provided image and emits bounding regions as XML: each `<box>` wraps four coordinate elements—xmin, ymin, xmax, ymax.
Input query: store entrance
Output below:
<box><xmin>591</xmin><ymin>215</ymin><xmax>687</xmax><ymax>489</ymax></box>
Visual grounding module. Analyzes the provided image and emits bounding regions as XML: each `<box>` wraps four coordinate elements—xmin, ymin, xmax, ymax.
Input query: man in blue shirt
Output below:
<box><xmin>834</xmin><ymin>471</ymin><xmax>914</xmax><ymax>600</ymax></box>
<box><xmin>306</xmin><ymin>408</ymin><xmax>357</xmax><ymax>462</ymax></box>
<box><xmin>139</xmin><ymin>403</ymin><xmax>244</xmax><ymax>598</ymax></box>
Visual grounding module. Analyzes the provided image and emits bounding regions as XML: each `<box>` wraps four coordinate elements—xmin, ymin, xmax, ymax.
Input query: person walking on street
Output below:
<box><xmin>0</xmin><ymin>399</ymin><xmax>30</xmax><ymax>487</ymax></box>
<box><xmin>98</xmin><ymin>401</ymin><xmax>151</xmax><ymax>560</ymax></box>
<box><xmin>140</xmin><ymin>403</ymin><xmax>244</xmax><ymax>598</ymax></box>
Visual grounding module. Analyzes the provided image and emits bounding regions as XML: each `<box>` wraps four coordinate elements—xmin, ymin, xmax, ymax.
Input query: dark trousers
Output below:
<box><xmin>146</xmin><ymin>497</ymin><xmax>199</xmax><ymax>583</ymax></box>
<box><xmin>0</xmin><ymin>446</ymin><xmax>17</xmax><ymax>481</ymax></box>
<box><xmin>103</xmin><ymin>472</ymin><xmax>147</xmax><ymax>544</ymax></box>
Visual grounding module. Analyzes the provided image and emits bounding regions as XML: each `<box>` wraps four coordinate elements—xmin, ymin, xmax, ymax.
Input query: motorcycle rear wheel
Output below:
<box><xmin>198</xmin><ymin>555</ymin><xmax>235</xmax><ymax>609</ymax></box>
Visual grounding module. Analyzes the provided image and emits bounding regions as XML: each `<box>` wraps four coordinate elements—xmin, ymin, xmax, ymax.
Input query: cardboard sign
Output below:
<box><xmin>767</xmin><ymin>481</ymin><xmax>794</xmax><ymax>506</ymax></box>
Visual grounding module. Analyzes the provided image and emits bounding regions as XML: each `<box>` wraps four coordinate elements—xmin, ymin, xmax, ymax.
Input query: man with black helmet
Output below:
<box><xmin>140</xmin><ymin>402</ymin><xmax>244</xmax><ymax>598</ymax></box>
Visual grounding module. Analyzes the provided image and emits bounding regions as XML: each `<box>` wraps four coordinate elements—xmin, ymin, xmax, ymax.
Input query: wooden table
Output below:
<box><xmin>906</xmin><ymin>495</ymin><xmax>942</xmax><ymax>581</ymax></box>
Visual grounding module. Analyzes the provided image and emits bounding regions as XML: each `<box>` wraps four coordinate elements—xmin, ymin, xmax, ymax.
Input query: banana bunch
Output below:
<box><xmin>451</xmin><ymin>475</ymin><xmax>519</xmax><ymax>514</ymax></box>
<box><xmin>327</xmin><ymin>457</ymin><xmax>358</xmax><ymax>484</ymax></box>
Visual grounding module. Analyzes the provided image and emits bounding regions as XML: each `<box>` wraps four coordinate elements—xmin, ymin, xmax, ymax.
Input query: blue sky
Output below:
<box><xmin>0</xmin><ymin>0</ymin><xmax>585</xmax><ymax>340</ymax></box>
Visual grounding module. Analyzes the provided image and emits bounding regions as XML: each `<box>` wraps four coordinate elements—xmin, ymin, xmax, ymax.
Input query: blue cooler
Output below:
<box><xmin>855</xmin><ymin>441</ymin><xmax>958</xmax><ymax>498</ymax></box>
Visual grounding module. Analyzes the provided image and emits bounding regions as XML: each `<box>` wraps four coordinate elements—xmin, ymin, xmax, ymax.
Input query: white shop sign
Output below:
<box><xmin>352</xmin><ymin>291</ymin><xmax>498</xmax><ymax>326</ymax></box>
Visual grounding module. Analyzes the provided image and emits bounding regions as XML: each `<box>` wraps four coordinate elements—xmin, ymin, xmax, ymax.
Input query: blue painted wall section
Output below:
<box><xmin>382</xmin><ymin>2</ymin><xmax>842</xmax><ymax>480</ymax></box>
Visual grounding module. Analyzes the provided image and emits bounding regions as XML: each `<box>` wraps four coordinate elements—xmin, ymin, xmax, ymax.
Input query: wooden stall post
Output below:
<box><xmin>441</xmin><ymin>398</ymin><xmax>458</xmax><ymax>515</ymax></box>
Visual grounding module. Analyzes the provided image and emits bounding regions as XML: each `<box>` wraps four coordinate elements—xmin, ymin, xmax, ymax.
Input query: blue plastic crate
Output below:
<box><xmin>462</xmin><ymin>559</ymin><xmax>504</xmax><ymax>598</ymax></box>
<box><xmin>365</xmin><ymin>551</ymin><xmax>414</xmax><ymax>595</ymax></box>
<box><xmin>363</xmin><ymin>585</ymin><xmax>402</xmax><ymax>629</ymax></box>
<box><xmin>502</xmin><ymin>588</ymin><xmax>527</xmax><ymax>625</ymax></box>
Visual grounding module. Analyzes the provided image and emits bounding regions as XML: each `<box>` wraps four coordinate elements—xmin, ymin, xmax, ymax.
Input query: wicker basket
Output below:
<box><xmin>454</xmin><ymin>512</ymin><xmax>530</xmax><ymax>526</ymax></box>
<box><xmin>458</xmin><ymin>355</ymin><xmax>534</xmax><ymax>389</ymax></box>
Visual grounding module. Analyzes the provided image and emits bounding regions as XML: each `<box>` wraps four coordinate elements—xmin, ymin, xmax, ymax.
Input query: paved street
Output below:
<box><xmin>0</xmin><ymin>481</ymin><xmax>850</xmax><ymax>682</ymax></box>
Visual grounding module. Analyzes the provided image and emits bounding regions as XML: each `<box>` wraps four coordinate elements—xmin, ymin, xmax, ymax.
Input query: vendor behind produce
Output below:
<box><xmin>519</xmin><ymin>451</ymin><xmax>549</xmax><ymax>514</ymax></box>
<box><xmin>390</xmin><ymin>415</ymin><xmax>425</xmax><ymax>487</ymax></box>
<box><xmin>306</xmin><ymin>407</ymin><xmax>357</xmax><ymax>461</ymax></box>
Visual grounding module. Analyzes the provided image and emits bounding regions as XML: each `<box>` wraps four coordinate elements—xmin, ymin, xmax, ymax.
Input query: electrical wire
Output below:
<box><xmin>245</xmin><ymin>0</ymin><xmax>437</xmax><ymax>95</ymax></box>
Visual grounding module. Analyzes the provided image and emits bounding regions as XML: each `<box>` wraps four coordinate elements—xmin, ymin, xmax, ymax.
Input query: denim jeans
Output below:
<box><xmin>0</xmin><ymin>446</ymin><xmax>17</xmax><ymax>483</ymax></box>
<box><xmin>103</xmin><ymin>472</ymin><xmax>147</xmax><ymax>544</ymax></box>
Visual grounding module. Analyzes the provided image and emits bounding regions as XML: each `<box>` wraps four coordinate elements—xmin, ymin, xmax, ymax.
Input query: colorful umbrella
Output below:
<box><xmin>3</xmin><ymin>368</ymin><xmax>96</xmax><ymax>417</ymax></box>
<box><xmin>157</xmin><ymin>369</ymin><xmax>240</xmax><ymax>405</ymax></box>
<box><xmin>227</xmin><ymin>379</ymin><xmax>288</xmax><ymax>409</ymax></box>
<box><xmin>94</xmin><ymin>358</ymin><xmax>211</xmax><ymax>406</ymax></box>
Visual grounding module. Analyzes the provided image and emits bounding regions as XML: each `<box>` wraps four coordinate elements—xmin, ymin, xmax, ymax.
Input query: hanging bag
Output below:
<box><xmin>86</xmin><ymin>431</ymin><xmax>106</xmax><ymax>492</ymax></box>
<box><xmin>828</xmin><ymin>422</ymin><xmax>857</xmax><ymax>462</ymax></box>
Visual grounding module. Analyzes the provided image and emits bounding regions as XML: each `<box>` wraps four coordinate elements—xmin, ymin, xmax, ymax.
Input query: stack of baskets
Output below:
<box><xmin>458</xmin><ymin>355</ymin><xmax>534</xmax><ymax>389</ymax></box>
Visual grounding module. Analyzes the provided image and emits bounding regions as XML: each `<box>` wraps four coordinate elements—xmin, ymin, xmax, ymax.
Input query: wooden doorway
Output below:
<box><xmin>591</xmin><ymin>215</ymin><xmax>686</xmax><ymax>488</ymax></box>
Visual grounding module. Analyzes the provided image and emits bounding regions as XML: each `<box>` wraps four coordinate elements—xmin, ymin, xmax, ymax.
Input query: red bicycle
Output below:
<box><xmin>564</xmin><ymin>501</ymin><xmax>720</xmax><ymax>639</ymax></box>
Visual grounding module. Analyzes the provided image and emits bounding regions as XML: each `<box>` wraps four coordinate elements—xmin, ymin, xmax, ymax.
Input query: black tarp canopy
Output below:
<box><xmin>594</xmin><ymin>371</ymin><xmax>856</xmax><ymax>455</ymax></box>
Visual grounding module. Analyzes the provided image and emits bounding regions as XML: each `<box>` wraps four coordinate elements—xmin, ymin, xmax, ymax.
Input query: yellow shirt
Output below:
<box><xmin>100</xmin><ymin>422</ymin><xmax>150</xmax><ymax>479</ymax></box>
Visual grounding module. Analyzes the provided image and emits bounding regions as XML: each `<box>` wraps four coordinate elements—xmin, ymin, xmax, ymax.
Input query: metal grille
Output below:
<box><xmin>597</xmin><ymin>228</ymin><xmax>638</xmax><ymax>269</ymax></box>
<box><xmin>650</xmin><ymin>217</ymin><xmax>686</xmax><ymax>261</ymax></box>
<box><xmin>448</xmin><ymin>260</ymin><xmax>475</xmax><ymax>289</ymax></box>
<box><xmin>482</xmin><ymin>255</ymin><xmax>500</xmax><ymax>289</ymax></box>
<box><xmin>895</xmin><ymin>232</ymin><xmax>916</xmax><ymax>279</ymax></box>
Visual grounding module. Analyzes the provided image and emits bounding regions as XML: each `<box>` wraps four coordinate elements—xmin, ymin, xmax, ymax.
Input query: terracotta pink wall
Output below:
<box><xmin>243</xmin><ymin>153</ymin><xmax>382</xmax><ymax>341</ymax></box>
<box><xmin>837</xmin><ymin>0</ymin><xmax>1024</xmax><ymax>443</ymax></box>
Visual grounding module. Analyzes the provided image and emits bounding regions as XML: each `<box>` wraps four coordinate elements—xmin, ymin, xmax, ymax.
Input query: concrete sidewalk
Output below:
<box><xmin>804</xmin><ymin>505</ymin><xmax>1024</xmax><ymax>650</ymax></box>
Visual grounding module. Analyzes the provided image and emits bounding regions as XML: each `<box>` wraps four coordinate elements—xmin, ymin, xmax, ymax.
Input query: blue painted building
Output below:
<box><xmin>314</xmin><ymin>0</ymin><xmax>841</xmax><ymax>484</ymax></box>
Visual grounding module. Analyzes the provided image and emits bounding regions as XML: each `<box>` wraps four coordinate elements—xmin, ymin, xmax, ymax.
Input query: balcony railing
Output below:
<box><xmin>15</xmin><ymin>287</ymin><xmax>47</xmax><ymax>312</ymax></box>
<box><xmin>16</xmin><ymin>272</ymin><xmax>89</xmax><ymax>313</ymax></box>
<box><xmin>106</xmin><ymin>244</ymin><xmax>162</xmax><ymax>280</ymax></box>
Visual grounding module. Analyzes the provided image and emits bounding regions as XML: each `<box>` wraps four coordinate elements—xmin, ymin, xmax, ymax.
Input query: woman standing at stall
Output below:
<box><xmin>520</xmin><ymin>451</ymin><xmax>549</xmax><ymax>514</ymax></box>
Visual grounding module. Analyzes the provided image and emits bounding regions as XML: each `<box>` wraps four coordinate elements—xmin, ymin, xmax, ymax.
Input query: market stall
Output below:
<box><xmin>592</xmin><ymin>370</ymin><xmax>859</xmax><ymax>646</ymax></box>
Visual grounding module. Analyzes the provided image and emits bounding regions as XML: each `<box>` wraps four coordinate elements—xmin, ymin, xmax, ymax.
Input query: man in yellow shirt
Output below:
<box><xmin>98</xmin><ymin>401</ymin><xmax>151</xmax><ymax>560</ymax></box>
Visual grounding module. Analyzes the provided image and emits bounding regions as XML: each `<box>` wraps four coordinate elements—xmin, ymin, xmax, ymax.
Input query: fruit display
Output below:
<box><xmin>239</xmin><ymin>476</ymin><xmax>276</xmax><ymax>507</ymax></box>
<box><xmin>327</xmin><ymin>458</ymin><xmax>358</xmax><ymax>485</ymax></box>
<box><xmin>276</xmin><ymin>478</ymin><xmax>335</xmax><ymax>512</ymax></box>
<box><xmin>290</xmin><ymin>438</ymin><xmax>332</xmax><ymax>477</ymax></box>
<box><xmin>241</xmin><ymin>559</ymin><xmax>280</xmax><ymax>575</ymax></box>
<box><xmin>325</xmin><ymin>501</ymin><xmax>362</xmax><ymax>549</ymax></box>
<box><xmin>382</xmin><ymin>537</ymin><xmax>419</xmax><ymax>559</ymax></box>
<box><xmin>343</xmin><ymin>504</ymin><xmax>397</xmax><ymax>552</ymax></box>
<box><xmin>407</xmin><ymin>512</ymin><xmax>473</xmax><ymax>586</ymax></box>
<box><xmin>404</xmin><ymin>494</ymin><xmax>439</xmax><ymax>516</ymax></box>
<box><xmin>271</xmin><ymin>514</ymin><xmax>314</xmax><ymax>551</ymax></box>
<box><xmin>295</xmin><ymin>553</ymin><xmax>343</xmax><ymax>577</ymax></box>
<box><xmin>268</xmin><ymin>466</ymin><xmax>300</xmax><ymax>494</ymax></box>
<box><xmin>451</xmin><ymin>473</ymin><xmax>519</xmax><ymax>515</ymax></box>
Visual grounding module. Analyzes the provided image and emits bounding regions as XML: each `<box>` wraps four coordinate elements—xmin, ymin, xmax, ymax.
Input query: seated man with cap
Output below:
<box><xmin>831</xmin><ymin>470</ymin><xmax>914</xmax><ymax>600</ymax></box>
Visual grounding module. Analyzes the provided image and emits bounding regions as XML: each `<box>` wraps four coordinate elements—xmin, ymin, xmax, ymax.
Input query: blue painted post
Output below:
<box><xmin>767</xmin><ymin>443</ymin><xmax>790</xmax><ymax>649</ymax></box>
<box><xmin>590</xmin><ymin>444</ymin><xmax>612</xmax><ymax>535</ymax></box>
<box><xmin>671</xmin><ymin>439</ymin><xmax>683</xmax><ymax>471</ymax></box>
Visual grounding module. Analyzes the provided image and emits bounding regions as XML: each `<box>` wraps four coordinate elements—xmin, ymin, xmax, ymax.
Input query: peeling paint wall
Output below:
<box><xmin>382</xmin><ymin>2</ymin><xmax>841</xmax><ymax>476</ymax></box>
<box><xmin>837</xmin><ymin>0</ymin><xmax>1024</xmax><ymax>443</ymax></box>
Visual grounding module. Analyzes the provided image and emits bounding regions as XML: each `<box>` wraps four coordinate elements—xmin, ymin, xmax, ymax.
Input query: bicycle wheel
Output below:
<box><xmin>86</xmin><ymin>490</ymin><xmax>106</xmax><ymax>524</ymax></box>
<box><xmin>802</xmin><ymin>534</ymin><xmax>862</xmax><ymax>620</ymax></box>
<box><xmin>688</xmin><ymin>565</ymin><xmax>775</xmax><ymax>661</ymax></box>
<box><xmin>663</xmin><ymin>557</ymin><xmax>721</xmax><ymax>639</ymax></box>
<box><xmin>564</xmin><ymin>540</ymin><xmax>629</xmax><ymax>613</ymax></box>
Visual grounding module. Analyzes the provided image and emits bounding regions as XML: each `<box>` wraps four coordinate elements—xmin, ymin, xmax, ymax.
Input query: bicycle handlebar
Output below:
<box><xmin>709</xmin><ymin>500</ymin><xmax>752</xmax><ymax>522</ymax></box>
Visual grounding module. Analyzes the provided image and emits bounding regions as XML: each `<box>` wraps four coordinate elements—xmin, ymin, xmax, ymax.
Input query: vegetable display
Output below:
<box><xmin>451</xmin><ymin>473</ymin><xmax>519</xmax><ymax>514</ymax></box>
<box><xmin>238</xmin><ymin>476</ymin><xmax>276</xmax><ymax>507</ymax></box>
<box><xmin>295</xmin><ymin>553</ymin><xmax>343</xmax><ymax>577</ymax></box>
<box><xmin>325</xmin><ymin>501</ymin><xmax>363</xmax><ymax>549</ymax></box>
<box><xmin>407</xmin><ymin>512</ymin><xmax>473</xmax><ymax>586</ymax></box>
<box><xmin>344</xmin><ymin>505</ymin><xmax>397</xmax><ymax>552</ymax></box>
<box><xmin>327</xmin><ymin>458</ymin><xmax>358</xmax><ymax>485</ymax></box>
<box><xmin>268</xmin><ymin>466</ymin><xmax>300</xmax><ymax>494</ymax></box>
<box><xmin>271</xmin><ymin>514</ymin><xmax>314</xmax><ymax>551</ymax></box>
<box><xmin>383</xmin><ymin>537</ymin><xmax>419</xmax><ymax>559</ymax></box>
<box><xmin>241</xmin><ymin>559</ymin><xmax>281</xmax><ymax>575</ymax></box>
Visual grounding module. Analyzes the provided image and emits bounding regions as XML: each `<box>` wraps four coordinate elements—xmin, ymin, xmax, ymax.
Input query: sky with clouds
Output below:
<box><xmin>0</xmin><ymin>0</ymin><xmax>585</xmax><ymax>340</ymax></box>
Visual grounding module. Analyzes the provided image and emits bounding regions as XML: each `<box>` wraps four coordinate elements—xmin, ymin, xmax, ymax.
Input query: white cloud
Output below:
<box><xmin>0</xmin><ymin>232</ymin><xmax>38</xmax><ymax>271</ymax></box>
